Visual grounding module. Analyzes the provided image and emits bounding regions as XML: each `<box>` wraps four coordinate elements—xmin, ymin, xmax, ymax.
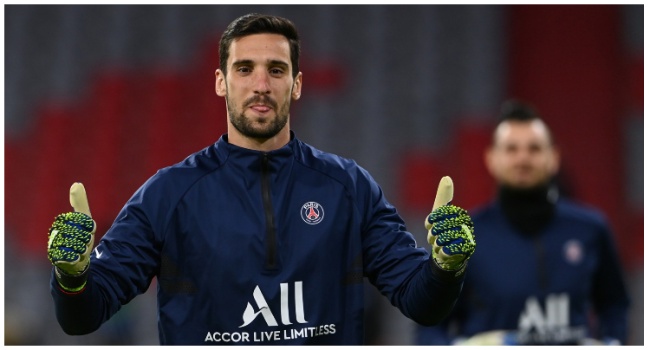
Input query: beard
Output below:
<box><xmin>227</xmin><ymin>92</ymin><xmax>290</xmax><ymax>140</ymax></box>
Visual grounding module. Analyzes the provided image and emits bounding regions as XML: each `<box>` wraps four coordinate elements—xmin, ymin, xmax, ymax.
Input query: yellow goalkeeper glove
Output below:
<box><xmin>47</xmin><ymin>182</ymin><xmax>96</xmax><ymax>292</ymax></box>
<box><xmin>425</xmin><ymin>176</ymin><xmax>476</xmax><ymax>274</ymax></box>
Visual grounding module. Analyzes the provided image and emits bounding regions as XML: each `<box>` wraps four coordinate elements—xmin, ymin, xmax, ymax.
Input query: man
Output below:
<box><xmin>416</xmin><ymin>100</ymin><xmax>630</xmax><ymax>345</ymax></box>
<box><xmin>47</xmin><ymin>13</ymin><xmax>476</xmax><ymax>345</ymax></box>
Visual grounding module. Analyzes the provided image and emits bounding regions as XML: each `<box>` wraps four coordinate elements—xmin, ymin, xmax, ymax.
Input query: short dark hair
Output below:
<box><xmin>495</xmin><ymin>99</ymin><xmax>554</xmax><ymax>144</ymax></box>
<box><xmin>219</xmin><ymin>13</ymin><xmax>301</xmax><ymax>78</ymax></box>
<box><xmin>498</xmin><ymin>99</ymin><xmax>540</xmax><ymax>123</ymax></box>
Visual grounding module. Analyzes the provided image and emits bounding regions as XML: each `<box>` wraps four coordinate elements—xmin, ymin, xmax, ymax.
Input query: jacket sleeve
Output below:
<box><xmin>415</xmin><ymin>273</ymin><xmax>470</xmax><ymax>344</ymax></box>
<box><xmin>50</xmin><ymin>180</ymin><xmax>164</xmax><ymax>335</ymax></box>
<box><xmin>590</xmin><ymin>222</ymin><xmax>630</xmax><ymax>343</ymax></box>
<box><xmin>356</xmin><ymin>167</ymin><xmax>465</xmax><ymax>326</ymax></box>
<box><xmin>396</xmin><ymin>259</ymin><xmax>465</xmax><ymax>326</ymax></box>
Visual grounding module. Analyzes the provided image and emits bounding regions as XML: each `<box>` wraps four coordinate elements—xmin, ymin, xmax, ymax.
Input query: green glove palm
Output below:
<box><xmin>425</xmin><ymin>177</ymin><xmax>476</xmax><ymax>274</ymax></box>
<box><xmin>47</xmin><ymin>183</ymin><xmax>96</xmax><ymax>292</ymax></box>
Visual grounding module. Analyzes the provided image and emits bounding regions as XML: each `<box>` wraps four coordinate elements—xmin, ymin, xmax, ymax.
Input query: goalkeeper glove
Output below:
<box><xmin>425</xmin><ymin>176</ymin><xmax>476</xmax><ymax>274</ymax></box>
<box><xmin>47</xmin><ymin>183</ymin><xmax>96</xmax><ymax>292</ymax></box>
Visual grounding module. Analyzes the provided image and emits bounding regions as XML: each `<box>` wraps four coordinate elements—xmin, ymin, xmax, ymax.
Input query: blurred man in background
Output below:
<box><xmin>416</xmin><ymin>100</ymin><xmax>630</xmax><ymax>345</ymax></box>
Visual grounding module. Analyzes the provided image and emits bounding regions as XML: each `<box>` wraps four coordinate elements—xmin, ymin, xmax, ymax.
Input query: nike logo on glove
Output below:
<box><xmin>94</xmin><ymin>247</ymin><xmax>103</xmax><ymax>259</ymax></box>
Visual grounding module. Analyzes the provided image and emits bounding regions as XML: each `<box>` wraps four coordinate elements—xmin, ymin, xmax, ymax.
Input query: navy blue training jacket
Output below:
<box><xmin>416</xmin><ymin>199</ymin><xmax>630</xmax><ymax>345</ymax></box>
<box><xmin>51</xmin><ymin>132</ymin><xmax>464</xmax><ymax>345</ymax></box>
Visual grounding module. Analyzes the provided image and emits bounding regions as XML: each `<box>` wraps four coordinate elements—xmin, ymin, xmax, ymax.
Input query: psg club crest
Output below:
<box><xmin>301</xmin><ymin>202</ymin><xmax>324</xmax><ymax>225</ymax></box>
<box><xmin>563</xmin><ymin>239</ymin><xmax>584</xmax><ymax>265</ymax></box>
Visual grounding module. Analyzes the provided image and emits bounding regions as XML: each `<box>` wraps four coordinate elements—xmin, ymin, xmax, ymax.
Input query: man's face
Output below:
<box><xmin>485</xmin><ymin>120</ymin><xmax>559</xmax><ymax>189</ymax></box>
<box><xmin>215</xmin><ymin>33</ymin><xmax>302</xmax><ymax>141</ymax></box>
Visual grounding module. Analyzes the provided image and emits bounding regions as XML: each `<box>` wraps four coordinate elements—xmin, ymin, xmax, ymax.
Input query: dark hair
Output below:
<box><xmin>498</xmin><ymin>99</ymin><xmax>540</xmax><ymax>123</ymax></box>
<box><xmin>495</xmin><ymin>99</ymin><xmax>554</xmax><ymax>144</ymax></box>
<box><xmin>219</xmin><ymin>13</ymin><xmax>301</xmax><ymax>78</ymax></box>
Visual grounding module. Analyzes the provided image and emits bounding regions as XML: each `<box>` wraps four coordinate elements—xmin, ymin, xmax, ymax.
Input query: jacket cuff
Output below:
<box><xmin>430</xmin><ymin>257</ymin><xmax>467</xmax><ymax>281</ymax></box>
<box><xmin>54</xmin><ymin>265</ymin><xmax>89</xmax><ymax>293</ymax></box>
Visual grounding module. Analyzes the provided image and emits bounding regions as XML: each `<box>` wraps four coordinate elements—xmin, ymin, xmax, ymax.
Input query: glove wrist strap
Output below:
<box><xmin>432</xmin><ymin>256</ymin><xmax>468</xmax><ymax>277</ymax></box>
<box><xmin>54</xmin><ymin>265</ymin><xmax>89</xmax><ymax>293</ymax></box>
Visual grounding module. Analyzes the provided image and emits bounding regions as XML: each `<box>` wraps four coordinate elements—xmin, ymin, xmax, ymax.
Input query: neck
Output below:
<box><xmin>497</xmin><ymin>182</ymin><xmax>558</xmax><ymax>236</ymax></box>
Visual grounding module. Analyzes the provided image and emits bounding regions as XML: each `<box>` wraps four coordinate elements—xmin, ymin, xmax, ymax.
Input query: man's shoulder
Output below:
<box><xmin>293</xmin><ymin>140</ymin><xmax>387</xmax><ymax>201</ymax></box>
<box><xmin>469</xmin><ymin>201</ymin><xmax>499</xmax><ymax>219</ymax></box>
<box><xmin>295</xmin><ymin>139</ymin><xmax>358</xmax><ymax>169</ymax></box>
<box><xmin>294</xmin><ymin>139</ymin><xmax>369</xmax><ymax>182</ymax></box>
<box><xmin>142</xmin><ymin>142</ymin><xmax>223</xmax><ymax>192</ymax></box>
<box><xmin>165</xmin><ymin>141</ymin><xmax>224</xmax><ymax>171</ymax></box>
<box><xmin>555</xmin><ymin>198</ymin><xmax>610</xmax><ymax>227</ymax></box>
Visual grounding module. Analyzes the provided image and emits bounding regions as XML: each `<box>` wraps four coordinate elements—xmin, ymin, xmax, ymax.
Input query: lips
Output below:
<box><xmin>245</xmin><ymin>95</ymin><xmax>277</xmax><ymax>112</ymax></box>
<box><xmin>250</xmin><ymin>104</ymin><xmax>271</xmax><ymax>113</ymax></box>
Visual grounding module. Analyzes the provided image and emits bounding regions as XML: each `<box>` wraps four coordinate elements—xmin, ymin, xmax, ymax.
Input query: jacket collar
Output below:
<box><xmin>214</xmin><ymin>131</ymin><xmax>298</xmax><ymax>170</ymax></box>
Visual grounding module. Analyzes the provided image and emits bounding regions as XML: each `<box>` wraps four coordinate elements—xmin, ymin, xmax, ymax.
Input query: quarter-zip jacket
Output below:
<box><xmin>51</xmin><ymin>132</ymin><xmax>465</xmax><ymax>345</ymax></box>
<box><xmin>416</xmin><ymin>199</ymin><xmax>630</xmax><ymax>345</ymax></box>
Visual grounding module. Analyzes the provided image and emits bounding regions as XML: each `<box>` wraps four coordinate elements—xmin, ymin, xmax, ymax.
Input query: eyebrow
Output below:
<box><xmin>232</xmin><ymin>59</ymin><xmax>289</xmax><ymax>69</ymax></box>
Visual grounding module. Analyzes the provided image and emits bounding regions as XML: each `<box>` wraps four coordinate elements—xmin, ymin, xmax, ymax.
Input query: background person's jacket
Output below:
<box><xmin>51</xmin><ymin>132</ymin><xmax>465</xmax><ymax>345</ymax></box>
<box><xmin>416</xmin><ymin>198</ymin><xmax>630</xmax><ymax>345</ymax></box>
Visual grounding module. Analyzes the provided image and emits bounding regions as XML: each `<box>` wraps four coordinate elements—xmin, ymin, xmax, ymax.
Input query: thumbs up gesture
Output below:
<box><xmin>47</xmin><ymin>183</ymin><xmax>96</xmax><ymax>291</ymax></box>
<box><xmin>425</xmin><ymin>177</ymin><xmax>476</xmax><ymax>274</ymax></box>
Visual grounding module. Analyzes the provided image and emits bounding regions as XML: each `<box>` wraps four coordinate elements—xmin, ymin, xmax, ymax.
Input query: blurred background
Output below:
<box><xmin>4</xmin><ymin>4</ymin><xmax>643</xmax><ymax>345</ymax></box>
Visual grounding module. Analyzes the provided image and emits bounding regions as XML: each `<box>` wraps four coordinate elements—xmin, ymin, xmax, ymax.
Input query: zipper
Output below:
<box><xmin>261</xmin><ymin>154</ymin><xmax>278</xmax><ymax>270</ymax></box>
<box><xmin>534</xmin><ymin>235</ymin><xmax>548</xmax><ymax>291</ymax></box>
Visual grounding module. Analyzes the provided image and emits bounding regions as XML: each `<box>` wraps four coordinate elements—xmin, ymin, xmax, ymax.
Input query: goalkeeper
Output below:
<box><xmin>48</xmin><ymin>13</ymin><xmax>476</xmax><ymax>345</ymax></box>
<box><xmin>416</xmin><ymin>100</ymin><xmax>630</xmax><ymax>345</ymax></box>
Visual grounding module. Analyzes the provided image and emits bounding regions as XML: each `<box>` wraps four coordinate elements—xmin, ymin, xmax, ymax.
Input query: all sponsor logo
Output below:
<box><xmin>517</xmin><ymin>293</ymin><xmax>585</xmax><ymax>344</ymax></box>
<box><xmin>204</xmin><ymin>281</ymin><xmax>337</xmax><ymax>343</ymax></box>
<box><xmin>240</xmin><ymin>282</ymin><xmax>308</xmax><ymax>328</ymax></box>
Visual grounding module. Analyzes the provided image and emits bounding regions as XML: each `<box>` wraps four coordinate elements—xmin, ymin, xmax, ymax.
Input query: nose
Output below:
<box><xmin>253</xmin><ymin>71</ymin><xmax>271</xmax><ymax>95</ymax></box>
<box><xmin>514</xmin><ymin>149</ymin><xmax>535</xmax><ymax>166</ymax></box>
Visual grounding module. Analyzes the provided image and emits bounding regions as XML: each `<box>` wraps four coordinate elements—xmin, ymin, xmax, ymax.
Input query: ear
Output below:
<box><xmin>484</xmin><ymin>146</ymin><xmax>497</xmax><ymax>178</ymax></box>
<box><xmin>291</xmin><ymin>72</ymin><xmax>303</xmax><ymax>100</ymax></box>
<box><xmin>549</xmin><ymin>146</ymin><xmax>561</xmax><ymax>175</ymax></box>
<box><xmin>215</xmin><ymin>69</ymin><xmax>226</xmax><ymax>97</ymax></box>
